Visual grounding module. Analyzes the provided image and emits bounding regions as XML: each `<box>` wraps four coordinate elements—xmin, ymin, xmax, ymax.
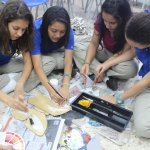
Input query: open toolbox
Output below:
<box><xmin>71</xmin><ymin>92</ymin><xmax>133</xmax><ymax>132</ymax></box>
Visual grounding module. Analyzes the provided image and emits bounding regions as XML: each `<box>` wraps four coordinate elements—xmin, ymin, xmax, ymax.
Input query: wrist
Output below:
<box><xmin>114</xmin><ymin>91</ymin><xmax>124</xmax><ymax>105</ymax></box>
<box><xmin>84</xmin><ymin>62</ymin><xmax>90</xmax><ymax>65</ymax></box>
<box><xmin>62</xmin><ymin>83</ymin><xmax>70</xmax><ymax>88</ymax></box>
<box><xmin>64</xmin><ymin>73</ymin><xmax>71</xmax><ymax>79</ymax></box>
<box><xmin>47</xmin><ymin>82</ymin><xmax>55</xmax><ymax>93</ymax></box>
<box><xmin>16</xmin><ymin>81</ymin><xmax>24</xmax><ymax>88</ymax></box>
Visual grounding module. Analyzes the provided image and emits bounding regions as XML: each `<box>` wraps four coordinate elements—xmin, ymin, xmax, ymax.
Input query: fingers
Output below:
<box><xmin>13</xmin><ymin>92</ymin><xmax>25</xmax><ymax>101</ymax></box>
<box><xmin>18</xmin><ymin>95</ymin><xmax>24</xmax><ymax>101</ymax></box>
<box><xmin>81</xmin><ymin>64</ymin><xmax>89</xmax><ymax>76</ymax></box>
<box><xmin>0</xmin><ymin>145</ymin><xmax>13</xmax><ymax>150</ymax></box>
<box><xmin>17</xmin><ymin>103</ymin><xmax>28</xmax><ymax>112</ymax></box>
<box><xmin>95</xmin><ymin>68</ymin><xmax>101</xmax><ymax>83</ymax></box>
<box><xmin>95</xmin><ymin>65</ymin><xmax>105</xmax><ymax>83</ymax></box>
<box><xmin>13</xmin><ymin>99</ymin><xmax>28</xmax><ymax>112</ymax></box>
<box><xmin>97</xmin><ymin>74</ymin><xmax>103</xmax><ymax>82</ymax></box>
<box><xmin>94</xmin><ymin>72</ymin><xmax>101</xmax><ymax>83</ymax></box>
<box><xmin>94</xmin><ymin>74</ymin><xmax>103</xmax><ymax>83</ymax></box>
<box><xmin>100</xmin><ymin>96</ymin><xmax>117</xmax><ymax>104</ymax></box>
<box><xmin>94</xmin><ymin>76</ymin><xmax>97</xmax><ymax>83</ymax></box>
<box><xmin>81</xmin><ymin>74</ymin><xmax>86</xmax><ymax>84</ymax></box>
<box><xmin>51</xmin><ymin>92</ymin><xmax>66</xmax><ymax>105</ymax></box>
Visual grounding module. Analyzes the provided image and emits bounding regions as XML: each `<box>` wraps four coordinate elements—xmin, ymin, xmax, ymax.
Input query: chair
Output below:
<box><xmin>49</xmin><ymin>0</ymin><xmax>74</xmax><ymax>17</ymax></box>
<box><xmin>145</xmin><ymin>9</ymin><xmax>150</xmax><ymax>13</ymax></box>
<box><xmin>84</xmin><ymin>0</ymin><xmax>92</xmax><ymax>13</ymax></box>
<box><xmin>84</xmin><ymin>0</ymin><xmax>104</xmax><ymax>19</ymax></box>
<box><xmin>1</xmin><ymin>0</ymin><xmax>48</xmax><ymax>19</ymax></box>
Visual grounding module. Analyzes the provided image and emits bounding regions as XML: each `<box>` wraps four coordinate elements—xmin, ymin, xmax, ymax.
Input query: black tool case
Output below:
<box><xmin>71</xmin><ymin>92</ymin><xmax>133</xmax><ymax>132</ymax></box>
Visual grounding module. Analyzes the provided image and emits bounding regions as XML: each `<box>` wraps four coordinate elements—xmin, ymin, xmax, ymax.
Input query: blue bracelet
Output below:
<box><xmin>114</xmin><ymin>91</ymin><xmax>124</xmax><ymax>105</ymax></box>
<box><xmin>64</xmin><ymin>73</ymin><xmax>71</xmax><ymax>78</ymax></box>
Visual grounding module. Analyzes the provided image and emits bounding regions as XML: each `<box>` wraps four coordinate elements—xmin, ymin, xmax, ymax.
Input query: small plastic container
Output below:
<box><xmin>50</xmin><ymin>79</ymin><xmax>59</xmax><ymax>89</ymax></box>
<box><xmin>144</xmin><ymin>9</ymin><xmax>150</xmax><ymax>13</ymax></box>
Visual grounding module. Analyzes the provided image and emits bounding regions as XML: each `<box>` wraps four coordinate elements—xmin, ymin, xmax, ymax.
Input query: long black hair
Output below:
<box><xmin>99</xmin><ymin>0</ymin><xmax>132</xmax><ymax>53</ymax></box>
<box><xmin>0</xmin><ymin>0</ymin><xmax>34</xmax><ymax>55</ymax></box>
<box><xmin>41</xmin><ymin>6</ymin><xmax>70</xmax><ymax>52</ymax></box>
<box><xmin>125</xmin><ymin>12</ymin><xmax>150</xmax><ymax>45</ymax></box>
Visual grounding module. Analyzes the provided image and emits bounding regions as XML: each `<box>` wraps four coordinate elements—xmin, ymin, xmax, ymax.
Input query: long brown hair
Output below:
<box><xmin>0</xmin><ymin>0</ymin><xmax>34</xmax><ymax>55</ymax></box>
<box><xmin>41</xmin><ymin>6</ymin><xmax>70</xmax><ymax>54</ymax></box>
<box><xmin>99</xmin><ymin>0</ymin><xmax>132</xmax><ymax>53</ymax></box>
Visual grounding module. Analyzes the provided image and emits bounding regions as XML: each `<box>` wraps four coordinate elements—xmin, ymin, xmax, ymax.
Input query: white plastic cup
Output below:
<box><xmin>50</xmin><ymin>79</ymin><xmax>59</xmax><ymax>89</ymax></box>
<box><xmin>0</xmin><ymin>124</ymin><xmax>2</xmax><ymax>130</ymax></box>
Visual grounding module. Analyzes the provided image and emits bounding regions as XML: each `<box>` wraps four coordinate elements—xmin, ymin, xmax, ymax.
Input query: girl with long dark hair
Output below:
<box><xmin>74</xmin><ymin>0</ymin><xmax>138</xmax><ymax>90</ymax></box>
<box><xmin>31</xmin><ymin>6</ymin><xmax>74</xmax><ymax>104</ymax></box>
<box><xmin>0</xmin><ymin>0</ymin><xmax>34</xmax><ymax>111</ymax></box>
<box><xmin>101</xmin><ymin>12</ymin><xmax>150</xmax><ymax>138</ymax></box>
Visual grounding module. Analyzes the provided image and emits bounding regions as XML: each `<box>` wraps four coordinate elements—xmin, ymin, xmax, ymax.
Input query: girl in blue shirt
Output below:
<box><xmin>101</xmin><ymin>12</ymin><xmax>150</xmax><ymax>138</ymax></box>
<box><xmin>0</xmin><ymin>0</ymin><xmax>34</xmax><ymax>112</ymax></box>
<box><xmin>31</xmin><ymin>6</ymin><xmax>74</xmax><ymax>104</ymax></box>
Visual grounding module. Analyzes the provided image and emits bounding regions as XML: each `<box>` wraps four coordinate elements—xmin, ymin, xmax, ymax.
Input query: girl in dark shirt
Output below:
<box><xmin>74</xmin><ymin>0</ymin><xmax>138</xmax><ymax>90</ymax></box>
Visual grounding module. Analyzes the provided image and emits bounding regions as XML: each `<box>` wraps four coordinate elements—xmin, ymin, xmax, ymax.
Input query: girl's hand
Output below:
<box><xmin>94</xmin><ymin>63</ymin><xmax>110</xmax><ymax>83</ymax></box>
<box><xmin>5</xmin><ymin>94</ymin><xmax>28</xmax><ymax>112</ymax></box>
<box><xmin>80</xmin><ymin>63</ymin><xmax>90</xmax><ymax>76</ymax></box>
<box><xmin>49</xmin><ymin>88</ymin><xmax>66</xmax><ymax>105</ymax></box>
<box><xmin>0</xmin><ymin>144</ymin><xmax>14</xmax><ymax>150</ymax></box>
<box><xmin>14</xmin><ymin>82</ymin><xmax>24</xmax><ymax>100</ymax></box>
<box><xmin>100</xmin><ymin>95</ymin><xmax>117</xmax><ymax>104</ymax></box>
<box><xmin>94</xmin><ymin>64</ymin><xmax>105</xmax><ymax>83</ymax></box>
<box><xmin>59</xmin><ymin>85</ymin><xmax>70</xmax><ymax>100</ymax></box>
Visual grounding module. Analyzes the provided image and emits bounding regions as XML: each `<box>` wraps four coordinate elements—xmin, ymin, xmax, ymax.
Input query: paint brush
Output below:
<box><xmin>26</xmin><ymin>104</ymin><xmax>34</xmax><ymax>125</ymax></box>
<box><xmin>48</xmin><ymin>82</ymin><xmax>65</xmax><ymax>99</ymax></box>
<box><xmin>28</xmin><ymin>112</ymin><xmax>34</xmax><ymax>125</ymax></box>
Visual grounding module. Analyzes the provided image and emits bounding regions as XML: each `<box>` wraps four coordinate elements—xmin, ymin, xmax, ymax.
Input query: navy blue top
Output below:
<box><xmin>0</xmin><ymin>42</ymin><xmax>16</xmax><ymax>65</ymax></box>
<box><xmin>32</xmin><ymin>18</ymin><xmax>74</xmax><ymax>55</ymax></box>
<box><xmin>135</xmin><ymin>47</ymin><xmax>150</xmax><ymax>77</ymax></box>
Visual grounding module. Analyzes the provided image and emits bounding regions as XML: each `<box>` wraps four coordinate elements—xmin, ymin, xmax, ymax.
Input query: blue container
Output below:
<box><xmin>145</xmin><ymin>9</ymin><xmax>150</xmax><ymax>13</ymax></box>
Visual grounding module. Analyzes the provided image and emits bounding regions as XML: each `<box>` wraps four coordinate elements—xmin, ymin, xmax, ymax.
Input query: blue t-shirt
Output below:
<box><xmin>135</xmin><ymin>47</ymin><xmax>150</xmax><ymax>77</ymax></box>
<box><xmin>32</xmin><ymin>19</ymin><xmax>74</xmax><ymax>55</ymax></box>
<box><xmin>0</xmin><ymin>43</ymin><xmax>16</xmax><ymax>65</ymax></box>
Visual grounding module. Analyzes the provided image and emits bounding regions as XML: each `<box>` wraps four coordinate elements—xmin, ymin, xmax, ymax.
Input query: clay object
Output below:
<box><xmin>11</xmin><ymin>108</ymin><xmax>47</xmax><ymax>136</ymax></box>
<box><xmin>28</xmin><ymin>94</ymin><xmax>71</xmax><ymax>116</ymax></box>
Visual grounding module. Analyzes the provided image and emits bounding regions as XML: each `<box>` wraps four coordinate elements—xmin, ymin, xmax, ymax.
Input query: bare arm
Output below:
<box><xmin>121</xmin><ymin>72</ymin><xmax>150</xmax><ymax>101</ymax></box>
<box><xmin>102</xmin><ymin>44</ymin><xmax>136</xmax><ymax>69</ymax></box>
<box><xmin>32</xmin><ymin>55</ymin><xmax>65</xmax><ymax>102</ymax></box>
<box><xmin>101</xmin><ymin>72</ymin><xmax>150</xmax><ymax>104</ymax></box>
<box><xmin>0</xmin><ymin>90</ymin><xmax>28</xmax><ymax>111</ymax></box>
<box><xmin>62</xmin><ymin>50</ymin><xmax>73</xmax><ymax>86</ymax></box>
<box><xmin>81</xmin><ymin>29</ymin><xmax>100</xmax><ymax>75</ymax></box>
<box><xmin>16</xmin><ymin>51</ymin><xmax>32</xmax><ymax>88</ymax></box>
<box><xmin>94</xmin><ymin>42</ymin><xmax>136</xmax><ymax>82</ymax></box>
<box><xmin>84</xmin><ymin>29</ymin><xmax>100</xmax><ymax>64</ymax></box>
<box><xmin>32</xmin><ymin>54</ymin><xmax>50</xmax><ymax>90</ymax></box>
<box><xmin>14</xmin><ymin>51</ymin><xmax>32</xmax><ymax>98</ymax></box>
<box><xmin>59</xmin><ymin>50</ymin><xmax>73</xmax><ymax>99</ymax></box>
